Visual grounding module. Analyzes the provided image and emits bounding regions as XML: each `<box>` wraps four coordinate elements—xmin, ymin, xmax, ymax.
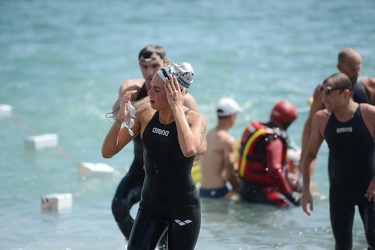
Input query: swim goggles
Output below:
<box><xmin>318</xmin><ymin>86</ymin><xmax>346</xmax><ymax>96</ymax></box>
<box><xmin>105</xmin><ymin>103</ymin><xmax>136</xmax><ymax>136</ymax></box>
<box><xmin>139</xmin><ymin>56</ymin><xmax>163</xmax><ymax>63</ymax></box>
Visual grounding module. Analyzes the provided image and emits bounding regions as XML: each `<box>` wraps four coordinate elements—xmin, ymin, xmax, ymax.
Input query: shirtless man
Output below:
<box><xmin>301</xmin><ymin>73</ymin><xmax>375</xmax><ymax>249</ymax></box>
<box><xmin>199</xmin><ymin>98</ymin><xmax>242</xmax><ymax>199</ymax></box>
<box><xmin>110</xmin><ymin>44</ymin><xmax>199</xmax><ymax>243</ymax></box>
<box><xmin>301</xmin><ymin>48</ymin><xmax>375</xmax><ymax>179</ymax></box>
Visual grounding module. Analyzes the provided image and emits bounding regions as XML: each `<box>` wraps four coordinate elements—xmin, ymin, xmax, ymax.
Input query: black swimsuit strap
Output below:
<box><xmin>353</xmin><ymin>78</ymin><xmax>371</xmax><ymax>104</ymax></box>
<box><xmin>136</xmin><ymin>83</ymin><xmax>148</xmax><ymax>101</ymax></box>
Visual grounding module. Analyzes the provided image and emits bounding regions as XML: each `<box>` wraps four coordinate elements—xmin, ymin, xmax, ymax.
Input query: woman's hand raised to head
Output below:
<box><xmin>164</xmin><ymin>75</ymin><xmax>185</xmax><ymax>109</ymax></box>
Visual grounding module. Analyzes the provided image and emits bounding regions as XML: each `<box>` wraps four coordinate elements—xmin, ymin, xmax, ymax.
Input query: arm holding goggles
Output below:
<box><xmin>102</xmin><ymin>90</ymin><xmax>138</xmax><ymax>158</ymax></box>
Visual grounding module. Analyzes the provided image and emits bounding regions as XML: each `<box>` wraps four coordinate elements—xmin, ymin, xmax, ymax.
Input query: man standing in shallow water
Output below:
<box><xmin>301</xmin><ymin>48</ymin><xmax>375</xmax><ymax>181</ymax></box>
<box><xmin>199</xmin><ymin>97</ymin><xmax>242</xmax><ymax>200</ymax></box>
<box><xmin>301</xmin><ymin>73</ymin><xmax>375</xmax><ymax>249</ymax></box>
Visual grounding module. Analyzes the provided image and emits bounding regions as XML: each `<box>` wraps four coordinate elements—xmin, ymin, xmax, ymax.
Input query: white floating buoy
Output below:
<box><xmin>78</xmin><ymin>162</ymin><xmax>115</xmax><ymax>179</ymax></box>
<box><xmin>0</xmin><ymin>104</ymin><xmax>12</xmax><ymax>118</ymax></box>
<box><xmin>24</xmin><ymin>133</ymin><xmax>58</xmax><ymax>150</ymax></box>
<box><xmin>41</xmin><ymin>193</ymin><xmax>73</xmax><ymax>212</ymax></box>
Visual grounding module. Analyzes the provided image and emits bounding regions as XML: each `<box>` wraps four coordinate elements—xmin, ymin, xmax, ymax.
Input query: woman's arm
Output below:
<box><xmin>102</xmin><ymin>90</ymin><xmax>139</xmax><ymax>158</ymax></box>
<box><xmin>164</xmin><ymin>76</ymin><xmax>207</xmax><ymax>157</ymax></box>
<box><xmin>175</xmin><ymin>109</ymin><xmax>207</xmax><ymax>157</ymax></box>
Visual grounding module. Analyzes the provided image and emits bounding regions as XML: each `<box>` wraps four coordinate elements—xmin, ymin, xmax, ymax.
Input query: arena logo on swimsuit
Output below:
<box><xmin>336</xmin><ymin>127</ymin><xmax>353</xmax><ymax>133</ymax></box>
<box><xmin>152</xmin><ymin>127</ymin><xmax>169</xmax><ymax>136</ymax></box>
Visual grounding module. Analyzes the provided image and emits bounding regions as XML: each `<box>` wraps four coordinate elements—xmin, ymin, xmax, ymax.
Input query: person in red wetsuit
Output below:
<box><xmin>237</xmin><ymin>101</ymin><xmax>301</xmax><ymax>208</ymax></box>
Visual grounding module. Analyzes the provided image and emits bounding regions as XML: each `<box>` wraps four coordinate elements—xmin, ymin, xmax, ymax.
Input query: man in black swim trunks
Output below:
<box><xmin>110</xmin><ymin>45</ymin><xmax>199</xmax><ymax>244</ymax></box>
<box><xmin>301</xmin><ymin>48</ymin><xmax>375</xmax><ymax>181</ymax></box>
<box><xmin>301</xmin><ymin>73</ymin><xmax>375</xmax><ymax>249</ymax></box>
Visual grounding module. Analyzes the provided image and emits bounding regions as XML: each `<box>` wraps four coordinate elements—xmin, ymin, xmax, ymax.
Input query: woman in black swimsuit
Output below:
<box><xmin>102</xmin><ymin>62</ymin><xmax>206</xmax><ymax>250</ymax></box>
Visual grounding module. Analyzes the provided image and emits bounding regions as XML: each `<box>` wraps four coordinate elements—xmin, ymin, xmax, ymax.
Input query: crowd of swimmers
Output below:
<box><xmin>101</xmin><ymin>45</ymin><xmax>375</xmax><ymax>249</ymax></box>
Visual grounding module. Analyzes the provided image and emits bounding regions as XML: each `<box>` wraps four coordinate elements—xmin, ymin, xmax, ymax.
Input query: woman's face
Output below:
<box><xmin>148</xmin><ymin>74</ymin><xmax>169</xmax><ymax>110</ymax></box>
<box><xmin>139</xmin><ymin>53</ymin><xmax>168</xmax><ymax>84</ymax></box>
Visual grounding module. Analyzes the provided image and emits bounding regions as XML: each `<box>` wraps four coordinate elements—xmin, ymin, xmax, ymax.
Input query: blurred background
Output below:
<box><xmin>1</xmin><ymin>0</ymin><xmax>374</xmax><ymax>249</ymax></box>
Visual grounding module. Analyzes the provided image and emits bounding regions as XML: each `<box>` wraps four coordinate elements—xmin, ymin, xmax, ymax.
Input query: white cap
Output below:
<box><xmin>216</xmin><ymin>98</ymin><xmax>243</xmax><ymax>117</ymax></box>
<box><xmin>157</xmin><ymin>62</ymin><xmax>194</xmax><ymax>89</ymax></box>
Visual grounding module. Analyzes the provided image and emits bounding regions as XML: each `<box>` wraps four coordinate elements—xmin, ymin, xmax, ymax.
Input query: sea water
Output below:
<box><xmin>1</xmin><ymin>0</ymin><xmax>374</xmax><ymax>249</ymax></box>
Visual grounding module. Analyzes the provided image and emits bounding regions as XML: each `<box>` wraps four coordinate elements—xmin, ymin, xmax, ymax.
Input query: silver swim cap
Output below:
<box><xmin>157</xmin><ymin>62</ymin><xmax>194</xmax><ymax>89</ymax></box>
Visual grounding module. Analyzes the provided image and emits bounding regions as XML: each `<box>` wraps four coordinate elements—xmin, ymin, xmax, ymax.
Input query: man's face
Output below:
<box><xmin>320</xmin><ymin>79</ymin><xmax>346</xmax><ymax>112</ymax></box>
<box><xmin>139</xmin><ymin>53</ymin><xmax>168</xmax><ymax>84</ymax></box>
<box><xmin>338</xmin><ymin>57</ymin><xmax>362</xmax><ymax>84</ymax></box>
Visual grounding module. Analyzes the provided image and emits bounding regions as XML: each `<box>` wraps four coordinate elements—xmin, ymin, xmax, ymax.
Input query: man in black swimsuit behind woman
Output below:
<box><xmin>110</xmin><ymin>45</ymin><xmax>199</xmax><ymax>245</ymax></box>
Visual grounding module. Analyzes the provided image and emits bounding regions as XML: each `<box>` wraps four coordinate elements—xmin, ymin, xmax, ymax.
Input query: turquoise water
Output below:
<box><xmin>1</xmin><ymin>0</ymin><xmax>375</xmax><ymax>249</ymax></box>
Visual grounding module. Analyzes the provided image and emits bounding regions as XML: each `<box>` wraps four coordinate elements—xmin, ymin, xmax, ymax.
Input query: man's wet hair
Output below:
<box><xmin>138</xmin><ymin>44</ymin><xmax>166</xmax><ymax>61</ymax></box>
<box><xmin>323</xmin><ymin>73</ymin><xmax>353</xmax><ymax>93</ymax></box>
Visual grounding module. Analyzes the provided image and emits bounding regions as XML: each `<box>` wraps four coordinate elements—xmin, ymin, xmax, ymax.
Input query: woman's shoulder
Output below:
<box><xmin>186</xmin><ymin>108</ymin><xmax>203</xmax><ymax>117</ymax></box>
<box><xmin>136</xmin><ymin>103</ymin><xmax>155</xmax><ymax>121</ymax></box>
<box><xmin>187</xmin><ymin>108</ymin><xmax>207</xmax><ymax>124</ymax></box>
<box><xmin>138</xmin><ymin>102</ymin><xmax>151</xmax><ymax>111</ymax></box>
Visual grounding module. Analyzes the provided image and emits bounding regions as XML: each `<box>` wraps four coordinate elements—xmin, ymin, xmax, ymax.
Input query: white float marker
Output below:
<box><xmin>78</xmin><ymin>162</ymin><xmax>115</xmax><ymax>179</ymax></box>
<box><xmin>24</xmin><ymin>134</ymin><xmax>58</xmax><ymax>150</ymax></box>
<box><xmin>41</xmin><ymin>193</ymin><xmax>73</xmax><ymax>212</ymax></box>
<box><xmin>0</xmin><ymin>104</ymin><xmax>12</xmax><ymax>119</ymax></box>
